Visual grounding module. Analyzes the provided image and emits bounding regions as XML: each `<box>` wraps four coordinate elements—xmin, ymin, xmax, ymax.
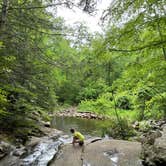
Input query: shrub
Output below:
<box><xmin>115</xmin><ymin>91</ymin><xmax>133</xmax><ymax>110</ymax></box>
<box><xmin>116</xmin><ymin>96</ymin><xmax>131</xmax><ymax>110</ymax></box>
<box><xmin>0</xmin><ymin>89</ymin><xmax>8</xmax><ymax>116</ymax></box>
<box><xmin>134</xmin><ymin>85</ymin><xmax>154</xmax><ymax>120</ymax></box>
<box><xmin>77</xmin><ymin>80</ymin><xmax>110</xmax><ymax>101</ymax></box>
<box><xmin>79</xmin><ymin>98</ymin><xmax>112</xmax><ymax>115</ymax></box>
<box><xmin>106</xmin><ymin>118</ymin><xmax>136</xmax><ymax>139</ymax></box>
<box><xmin>146</xmin><ymin>92</ymin><xmax>166</xmax><ymax>119</ymax></box>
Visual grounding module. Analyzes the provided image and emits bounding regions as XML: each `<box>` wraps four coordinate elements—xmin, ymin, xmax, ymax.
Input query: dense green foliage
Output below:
<box><xmin>79</xmin><ymin>0</ymin><xmax>166</xmax><ymax>121</ymax></box>
<box><xmin>0</xmin><ymin>0</ymin><xmax>166</xmax><ymax>140</ymax></box>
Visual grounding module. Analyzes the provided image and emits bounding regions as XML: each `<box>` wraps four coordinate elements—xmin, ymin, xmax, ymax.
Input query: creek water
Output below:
<box><xmin>20</xmin><ymin>116</ymin><xmax>112</xmax><ymax>166</ymax></box>
<box><xmin>0</xmin><ymin>116</ymin><xmax>113</xmax><ymax>166</ymax></box>
<box><xmin>51</xmin><ymin>116</ymin><xmax>112</xmax><ymax>137</ymax></box>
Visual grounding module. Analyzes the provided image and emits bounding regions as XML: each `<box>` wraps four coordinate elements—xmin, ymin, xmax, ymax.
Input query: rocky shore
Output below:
<box><xmin>55</xmin><ymin>107</ymin><xmax>105</xmax><ymax>120</ymax></box>
<box><xmin>0</xmin><ymin>126</ymin><xmax>63</xmax><ymax>166</ymax></box>
<box><xmin>0</xmin><ymin>107</ymin><xmax>166</xmax><ymax>166</ymax></box>
<box><xmin>140</xmin><ymin>121</ymin><xmax>166</xmax><ymax>166</ymax></box>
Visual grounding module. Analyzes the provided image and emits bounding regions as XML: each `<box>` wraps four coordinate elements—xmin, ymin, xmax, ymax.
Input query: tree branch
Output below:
<box><xmin>7</xmin><ymin>2</ymin><xmax>71</xmax><ymax>10</ymax></box>
<box><xmin>108</xmin><ymin>40</ymin><xmax>166</xmax><ymax>53</ymax></box>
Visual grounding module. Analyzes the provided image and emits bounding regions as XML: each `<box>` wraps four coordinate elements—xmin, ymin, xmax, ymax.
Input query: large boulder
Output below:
<box><xmin>50</xmin><ymin>139</ymin><xmax>142</xmax><ymax>166</ymax></box>
<box><xmin>141</xmin><ymin>124</ymin><xmax>166</xmax><ymax>166</ymax></box>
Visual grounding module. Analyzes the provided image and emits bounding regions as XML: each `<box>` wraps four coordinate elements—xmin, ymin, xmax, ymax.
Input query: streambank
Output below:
<box><xmin>0</xmin><ymin>121</ymin><xmax>142</xmax><ymax>166</ymax></box>
<box><xmin>55</xmin><ymin>107</ymin><xmax>106</xmax><ymax>120</ymax></box>
<box><xmin>141</xmin><ymin>124</ymin><xmax>166</xmax><ymax>166</ymax></box>
<box><xmin>49</xmin><ymin>121</ymin><xmax>166</xmax><ymax>166</ymax></box>
<box><xmin>1</xmin><ymin>110</ymin><xmax>165</xmax><ymax>166</ymax></box>
<box><xmin>0</xmin><ymin>127</ymin><xmax>63</xmax><ymax>166</ymax></box>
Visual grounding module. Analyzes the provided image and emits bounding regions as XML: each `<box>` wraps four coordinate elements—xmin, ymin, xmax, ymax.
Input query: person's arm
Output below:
<box><xmin>72</xmin><ymin>136</ymin><xmax>76</xmax><ymax>145</ymax></box>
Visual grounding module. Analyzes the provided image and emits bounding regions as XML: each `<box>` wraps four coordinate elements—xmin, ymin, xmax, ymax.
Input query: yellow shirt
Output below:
<box><xmin>74</xmin><ymin>131</ymin><xmax>85</xmax><ymax>141</ymax></box>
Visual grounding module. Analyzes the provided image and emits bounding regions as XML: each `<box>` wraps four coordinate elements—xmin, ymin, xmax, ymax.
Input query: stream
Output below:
<box><xmin>22</xmin><ymin>116</ymin><xmax>112</xmax><ymax>166</ymax></box>
<box><xmin>51</xmin><ymin>116</ymin><xmax>112</xmax><ymax>137</ymax></box>
<box><xmin>1</xmin><ymin>116</ymin><xmax>112</xmax><ymax>166</ymax></box>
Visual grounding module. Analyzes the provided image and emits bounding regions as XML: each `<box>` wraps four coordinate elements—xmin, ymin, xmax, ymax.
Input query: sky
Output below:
<box><xmin>56</xmin><ymin>0</ymin><xmax>113</xmax><ymax>32</ymax></box>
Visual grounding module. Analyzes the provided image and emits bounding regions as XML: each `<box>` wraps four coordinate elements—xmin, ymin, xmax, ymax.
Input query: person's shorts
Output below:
<box><xmin>79</xmin><ymin>141</ymin><xmax>84</xmax><ymax>146</ymax></box>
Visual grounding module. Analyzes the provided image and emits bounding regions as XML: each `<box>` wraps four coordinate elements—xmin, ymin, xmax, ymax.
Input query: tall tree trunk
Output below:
<box><xmin>156</xmin><ymin>21</ymin><xmax>166</xmax><ymax>60</ymax></box>
<box><xmin>106</xmin><ymin>61</ymin><xmax>111</xmax><ymax>86</ymax></box>
<box><xmin>0</xmin><ymin>0</ymin><xmax>8</xmax><ymax>32</ymax></box>
<box><xmin>153</xmin><ymin>7</ymin><xmax>166</xmax><ymax>60</ymax></box>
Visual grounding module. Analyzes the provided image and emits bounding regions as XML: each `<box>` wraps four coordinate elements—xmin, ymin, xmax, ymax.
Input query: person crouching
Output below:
<box><xmin>70</xmin><ymin>128</ymin><xmax>84</xmax><ymax>146</ymax></box>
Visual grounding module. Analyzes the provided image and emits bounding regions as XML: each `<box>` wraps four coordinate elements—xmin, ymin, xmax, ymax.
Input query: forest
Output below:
<box><xmin>0</xmin><ymin>0</ymin><xmax>166</xmax><ymax>141</ymax></box>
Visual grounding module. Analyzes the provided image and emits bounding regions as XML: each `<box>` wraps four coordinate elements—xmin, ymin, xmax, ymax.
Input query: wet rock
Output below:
<box><xmin>0</xmin><ymin>128</ymin><xmax>63</xmax><ymax>166</ymax></box>
<box><xmin>0</xmin><ymin>141</ymin><xmax>14</xmax><ymax>159</ymax></box>
<box><xmin>21</xmin><ymin>137</ymin><xmax>62</xmax><ymax>166</ymax></box>
<box><xmin>13</xmin><ymin>147</ymin><xmax>26</xmax><ymax>157</ymax></box>
<box><xmin>103</xmin><ymin>148</ymin><xmax>119</xmax><ymax>164</ymax></box>
<box><xmin>25</xmin><ymin>136</ymin><xmax>41</xmax><ymax>148</ymax></box>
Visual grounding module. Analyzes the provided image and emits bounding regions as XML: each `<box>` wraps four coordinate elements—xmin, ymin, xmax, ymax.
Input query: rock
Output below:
<box><xmin>141</xmin><ymin>130</ymin><xmax>162</xmax><ymax>145</ymax></box>
<box><xmin>50</xmin><ymin>139</ymin><xmax>142</xmax><ymax>166</ymax></box>
<box><xmin>41</xmin><ymin>121</ymin><xmax>51</xmax><ymax>127</ymax></box>
<box><xmin>15</xmin><ymin>138</ymin><xmax>23</xmax><ymax>144</ymax></box>
<box><xmin>55</xmin><ymin>107</ymin><xmax>105</xmax><ymax>120</ymax></box>
<box><xmin>44</xmin><ymin>121</ymin><xmax>51</xmax><ymax>127</ymax></box>
<box><xmin>40</xmin><ymin>127</ymin><xmax>62</xmax><ymax>137</ymax></box>
<box><xmin>141</xmin><ymin>123</ymin><xmax>166</xmax><ymax>166</ymax></box>
<box><xmin>132</xmin><ymin>121</ymin><xmax>140</xmax><ymax>130</ymax></box>
<box><xmin>0</xmin><ymin>152</ymin><xmax>6</xmax><ymax>159</ymax></box>
<box><xmin>13</xmin><ymin>147</ymin><xmax>26</xmax><ymax>157</ymax></box>
<box><xmin>0</xmin><ymin>141</ymin><xmax>14</xmax><ymax>159</ymax></box>
<box><xmin>162</xmin><ymin>124</ymin><xmax>166</xmax><ymax>133</ymax></box>
<box><xmin>0</xmin><ymin>128</ymin><xmax>63</xmax><ymax>166</ymax></box>
<box><xmin>61</xmin><ymin>135</ymin><xmax>70</xmax><ymax>139</ymax></box>
<box><xmin>25</xmin><ymin>136</ymin><xmax>41</xmax><ymax>148</ymax></box>
<box><xmin>158</xmin><ymin>121</ymin><xmax>166</xmax><ymax>127</ymax></box>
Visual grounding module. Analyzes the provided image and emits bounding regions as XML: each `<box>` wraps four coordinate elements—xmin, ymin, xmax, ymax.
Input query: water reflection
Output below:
<box><xmin>51</xmin><ymin>116</ymin><xmax>112</xmax><ymax>137</ymax></box>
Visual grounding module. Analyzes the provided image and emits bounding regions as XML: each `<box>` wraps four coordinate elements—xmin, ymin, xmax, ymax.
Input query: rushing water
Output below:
<box><xmin>21</xmin><ymin>138</ymin><xmax>62</xmax><ymax>166</ymax></box>
<box><xmin>51</xmin><ymin>116</ymin><xmax>112</xmax><ymax>137</ymax></box>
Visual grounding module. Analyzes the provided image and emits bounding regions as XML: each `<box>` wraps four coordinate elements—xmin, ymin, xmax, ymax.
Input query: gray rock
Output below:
<box><xmin>0</xmin><ymin>141</ymin><xmax>14</xmax><ymax>159</ymax></box>
<box><xmin>50</xmin><ymin>139</ymin><xmax>142</xmax><ymax>166</ymax></box>
<box><xmin>141</xmin><ymin>122</ymin><xmax>166</xmax><ymax>166</ymax></box>
<box><xmin>13</xmin><ymin>147</ymin><xmax>26</xmax><ymax>157</ymax></box>
<box><xmin>44</xmin><ymin>121</ymin><xmax>51</xmax><ymax>127</ymax></box>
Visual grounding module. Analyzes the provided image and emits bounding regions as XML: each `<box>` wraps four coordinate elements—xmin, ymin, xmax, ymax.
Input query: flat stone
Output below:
<box><xmin>51</xmin><ymin>139</ymin><xmax>142</xmax><ymax>166</ymax></box>
<box><xmin>51</xmin><ymin>144</ymin><xmax>83</xmax><ymax>166</ymax></box>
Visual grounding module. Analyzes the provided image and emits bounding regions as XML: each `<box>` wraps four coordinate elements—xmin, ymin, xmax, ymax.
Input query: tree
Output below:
<box><xmin>101</xmin><ymin>0</ymin><xmax>166</xmax><ymax>59</ymax></box>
